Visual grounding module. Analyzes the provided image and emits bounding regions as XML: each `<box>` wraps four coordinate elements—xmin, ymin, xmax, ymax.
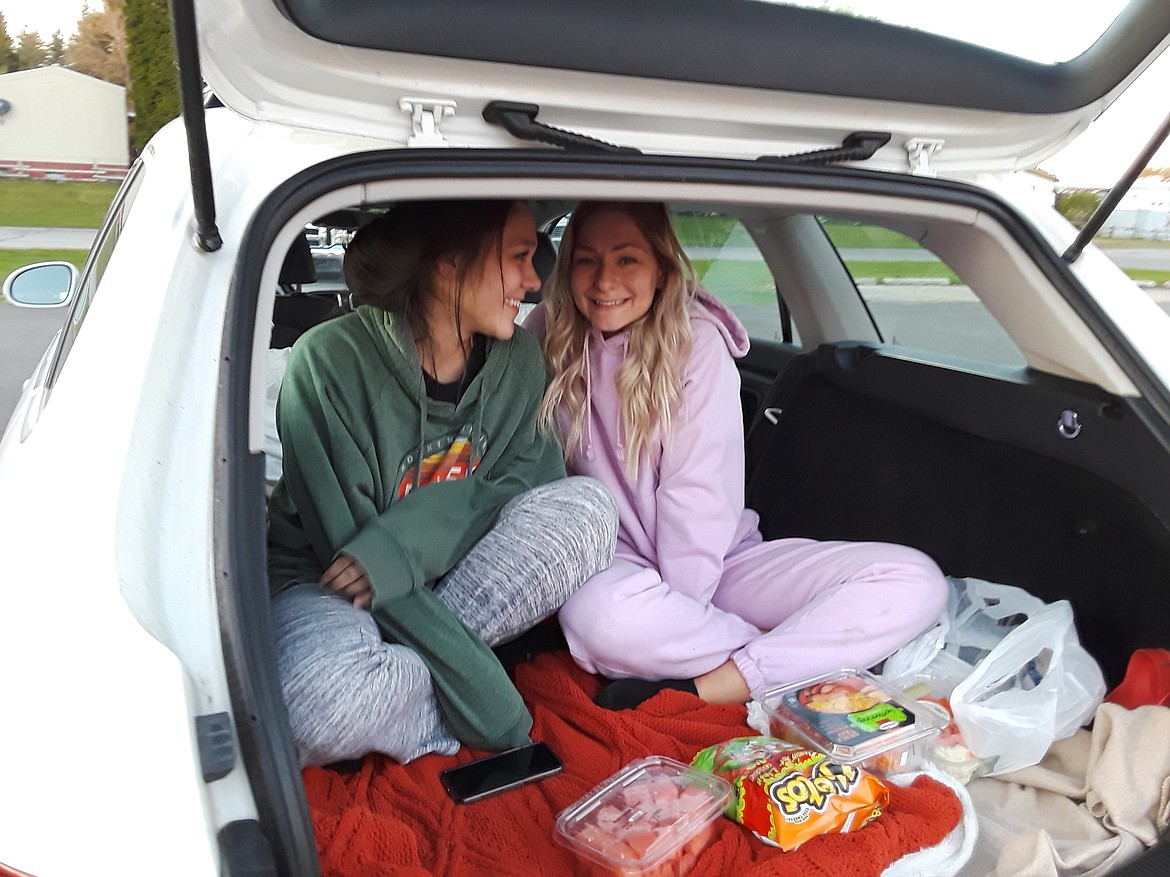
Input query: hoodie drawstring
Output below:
<box><xmin>582</xmin><ymin>329</ymin><xmax>631</xmax><ymax>465</ymax></box>
<box><xmin>471</xmin><ymin>350</ymin><xmax>487</xmax><ymax>470</ymax></box>
<box><xmin>616</xmin><ymin>333</ymin><xmax>628</xmax><ymax>463</ymax></box>
<box><xmin>583</xmin><ymin>332</ymin><xmax>595</xmax><ymax>462</ymax></box>
<box><xmin>415</xmin><ymin>371</ymin><xmax>427</xmax><ymax>494</ymax></box>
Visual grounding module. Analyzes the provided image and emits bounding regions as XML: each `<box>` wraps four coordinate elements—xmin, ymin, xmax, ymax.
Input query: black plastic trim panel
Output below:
<box><xmin>274</xmin><ymin>0</ymin><xmax>1170</xmax><ymax>114</ymax></box>
<box><xmin>218</xmin><ymin>820</ymin><xmax>277</xmax><ymax>877</ymax></box>
<box><xmin>195</xmin><ymin>711</ymin><xmax>236</xmax><ymax>783</ymax></box>
<box><xmin>807</xmin><ymin>345</ymin><xmax>1170</xmax><ymax>532</ymax></box>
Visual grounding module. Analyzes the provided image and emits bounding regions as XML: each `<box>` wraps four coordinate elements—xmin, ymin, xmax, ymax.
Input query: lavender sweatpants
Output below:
<box><xmin>558</xmin><ymin>530</ymin><xmax>947</xmax><ymax>694</ymax></box>
<box><xmin>271</xmin><ymin>476</ymin><xmax>617</xmax><ymax>767</ymax></box>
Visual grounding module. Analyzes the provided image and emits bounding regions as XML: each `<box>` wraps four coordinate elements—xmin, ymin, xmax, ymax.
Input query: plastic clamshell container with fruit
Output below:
<box><xmin>554</xmin><ymin>755</ymin><xmax>732</xmax><ymax>877</ymax></box>
<box><xmin>758</xmin><ymin>668</ymin><xmax>946</xmax><ymax>775</ymax></box>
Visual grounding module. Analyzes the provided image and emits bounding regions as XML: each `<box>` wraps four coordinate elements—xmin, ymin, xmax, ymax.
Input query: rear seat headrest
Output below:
<box><xmin>526</xmin><ymin>230</ymin><xmax>556</xmax><ymax>304</ymax></box>
<box><xmin>279</xmin><ymin>231</ymin><xmax>317</xmax><ymax>286</ymax></box>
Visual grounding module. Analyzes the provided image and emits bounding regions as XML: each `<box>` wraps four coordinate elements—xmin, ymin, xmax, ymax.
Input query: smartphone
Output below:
<box><xmin>440</xmin><ymin>741</ymin><xmax>563</xmax><ymax>804</ymax></box>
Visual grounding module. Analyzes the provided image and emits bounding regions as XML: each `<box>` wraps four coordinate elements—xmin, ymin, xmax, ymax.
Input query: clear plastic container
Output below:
<box><xmin>554</xmin><ymin>755</ymin><xmax>732</xmax><ymax>877</ymax></box>
<box><xmin>914</xmin><ymin>695</ymin><xmax>997</xmax><ymax>784</ymax></box>
<box><xmin>758</xmin><ymin>668</ymin><xmax>946</xmax><ymax>775</ymax></box>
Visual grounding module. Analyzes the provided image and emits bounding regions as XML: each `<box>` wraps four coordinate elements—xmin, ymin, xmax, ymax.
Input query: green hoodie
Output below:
<box><xmin>267</xmin><ymin>306</ymin><xmax>566</xmax><ymax>750</ymax></box>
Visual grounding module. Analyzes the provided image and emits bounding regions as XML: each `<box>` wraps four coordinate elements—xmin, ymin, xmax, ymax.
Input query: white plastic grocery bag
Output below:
<box><xmin>882</xmin><ymin>577</ymin><xmax>1106</xmax><ymax>776</ymax></box>
<box><xmin>949</xmin><ymin>599</ymin><xmax>1105</xmax><ymax>775</ymax></box>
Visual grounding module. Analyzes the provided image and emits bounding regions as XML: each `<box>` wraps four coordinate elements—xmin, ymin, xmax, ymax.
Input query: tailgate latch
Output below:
<box><xmin>399</xmin><ymin>98</ymin><xmax>457</xmax><ymax>147</ymax></box>
<box><xmin>905</xmin><ymin>138</ymin><xmax>944</xmax><ymax>177</ymax></box>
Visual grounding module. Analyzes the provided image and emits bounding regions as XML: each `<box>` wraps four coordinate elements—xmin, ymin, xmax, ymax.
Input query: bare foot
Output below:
<box><xmin>694</xmin><ymin>660</ymin><xmax>750</xmax><ymax>704</ymax></box>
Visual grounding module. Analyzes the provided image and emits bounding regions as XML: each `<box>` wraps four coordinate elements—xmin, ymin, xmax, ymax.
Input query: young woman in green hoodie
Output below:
<box><xmin>267</xmin><ymin>199</ymin><xmax>618</xmax><ymax>766</ymax></box>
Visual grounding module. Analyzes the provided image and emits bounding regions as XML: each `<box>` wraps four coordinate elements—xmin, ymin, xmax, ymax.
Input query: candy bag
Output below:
<box><xmin>690</xmin><ymin>736</ymin><xmax>888</xmax><ymax>851</ymax></box>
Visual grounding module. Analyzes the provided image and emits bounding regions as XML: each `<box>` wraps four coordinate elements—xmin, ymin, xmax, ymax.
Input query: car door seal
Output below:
<box><xmin>482</xmin><ymin>101</ymin><xmax>642</xmax><ymax>154</ymax></box>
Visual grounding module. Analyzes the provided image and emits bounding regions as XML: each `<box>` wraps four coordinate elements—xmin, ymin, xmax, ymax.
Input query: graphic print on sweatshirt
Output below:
<box><xmin>395</xmin><ymin>424</ymin><xmax>488</xmax><ymax>499</ymax></box>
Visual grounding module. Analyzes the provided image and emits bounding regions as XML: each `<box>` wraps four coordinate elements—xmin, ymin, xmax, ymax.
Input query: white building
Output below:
<box><xmin>1097</xmin><ymin>180</ymin><xmax>1170</xmax><ymax>241</ymax></box>
<box><xmin>0</xmin><ymin>66</ymin><xmax>129</xmax><ymax>181</ymax></box>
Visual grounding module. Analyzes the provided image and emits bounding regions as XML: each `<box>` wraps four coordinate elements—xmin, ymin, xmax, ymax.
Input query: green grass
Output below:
<box><xmin>691</xmin><ymin>257</ymin><xmax>964</xmax><ymax>300</ymax></box>
<box><xmin>672</xmin><ymin>213</ymin><xmax>744</xmax><ymax>247</ymax></box>
<box><xmin>672</xmin><ymin>214</ymin><xmax>732</xmax><ymax>243</ymax></box>
<box><xmin>691</xmin><ymin>260</ymin><xmax>777</xmax><ymax>304</ymax></box>
<box><xmin>844</xmin><ymin>260</ymin><xmax>959</xmax><ymax>282</ymax></box>
<box><xmin>0</xmin><ymin>179</ymin><xmax>118</xmax><ymax>228</ymax></box>
<box><xmin>1123</xmin><ymin>268</ymin><xmax>1170</xmax><ymax>284</ymax></box>
<box><xmin>674</xmin><ymin>213</ymin><xmax>920</xmax><ymax>249</ymax></box>
<box><xmin>820</xmin><ymin>220</ymin><xmax>919</xmax><ymax>248</ymax></box>
<box><xmin>0</xmin><ymin>249</ymin><xmax>87</xmax><ymax>281</ymax></box>
<box><xmin>1094</xmin><ymin>236</ymin><xmax>1170</xmax><ymax>250</ymax></box>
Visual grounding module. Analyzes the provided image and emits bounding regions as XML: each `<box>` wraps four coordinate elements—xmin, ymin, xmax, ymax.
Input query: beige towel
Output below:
<box><xmin>958</xmin><ymin>703</ymin><xmax>1170</xmax><ymax>877</ymax></box>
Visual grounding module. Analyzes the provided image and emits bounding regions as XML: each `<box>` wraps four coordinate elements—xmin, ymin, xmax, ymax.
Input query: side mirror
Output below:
<box><xmin>2</xmin><ymin>261</ymin><xmax>79</xmax><ymax>308</ymax></box>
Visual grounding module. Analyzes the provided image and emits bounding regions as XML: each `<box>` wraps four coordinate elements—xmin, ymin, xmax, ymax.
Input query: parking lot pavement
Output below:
<box><xmin>0</xmin><ymin>227</ymin><xmax>97</xmax><ymax>250</ymax></box>
<box><xmin>1</xmin><ymin>305</ymin><xmax>64</xmax><ymax>426</ymax></box>
<box><xmin>687</xmin><ymin>245</ymin><xmax>1170</xmax><ymax>273</ymax></box>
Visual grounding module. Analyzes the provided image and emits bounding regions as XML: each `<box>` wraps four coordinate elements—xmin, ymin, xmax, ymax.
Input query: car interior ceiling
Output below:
<box><xmin>264</xmin><ymin>195</ymin><xmax>1170</xmax><ymax>694</ymax></box>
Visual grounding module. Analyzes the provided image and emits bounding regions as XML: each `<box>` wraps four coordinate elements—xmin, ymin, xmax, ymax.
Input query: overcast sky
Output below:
<box><xmin>0</xmin><ymin>0</ymin><xmax>87</xmax><ymax>38</ymax></box>
<box><xmin>2</xmin><ymin>0</ymin><xmax>1168</xmax><ymax>187</ymax></box>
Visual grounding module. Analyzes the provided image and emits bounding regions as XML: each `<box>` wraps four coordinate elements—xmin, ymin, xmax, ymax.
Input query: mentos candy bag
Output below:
<box><xmin>690</xmin><ymin>736</ymin><xmax>888</xmax><ymax>851</ymax></box>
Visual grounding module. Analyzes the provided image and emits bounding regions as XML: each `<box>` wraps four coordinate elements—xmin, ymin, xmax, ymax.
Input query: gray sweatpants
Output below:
<box><xmin>271</xmin><ymin>476</ymin><xmax>617</xmax><ymax>767</ymax></box>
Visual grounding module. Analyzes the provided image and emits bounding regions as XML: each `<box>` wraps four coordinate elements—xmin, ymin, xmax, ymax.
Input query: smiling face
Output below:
<box><xmin>569</xmin><ymin>207</ymin><xmax>665</xmax><ymax>336</ymax></box>
<box><xmin>459</xmin><ymin>202</ymin><xmax>541</xmax><ymax>341</ymax></box>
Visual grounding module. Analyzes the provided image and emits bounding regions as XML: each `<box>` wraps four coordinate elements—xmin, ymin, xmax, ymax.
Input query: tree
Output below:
<box><xmin>12</xmin><ymin>30</ymin><xmax>48</xmax><ymax>72</ymax></box>
<box><xmin>123</xmin><ymin>0</ymin><xmax>180</xmax><ymax>151</ymax></box>
<box><xmin>65</xmin><ymin>0</ymin><xmax>130</xmax><ymax>86</ymax></box>
<box><xmin>48</xmin><ymin>30</ymin><xmax>66</xmax><ymax>65</ymax></box>
<box><xmin>1055</xmin><ymin>190</ymin><xmax>1104</xmax><ymax>229</ymax></box>
<box><xmin>0</xmin><ymin>13</ymin><xmax>13</xmax><ymax>74</ymax></box>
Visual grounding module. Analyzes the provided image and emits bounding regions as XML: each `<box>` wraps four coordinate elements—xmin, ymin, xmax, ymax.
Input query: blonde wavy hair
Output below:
<box><xmin>538</xmin><ymin>201</ymin><xmax>696</xmax><ymax>478</ymax></box>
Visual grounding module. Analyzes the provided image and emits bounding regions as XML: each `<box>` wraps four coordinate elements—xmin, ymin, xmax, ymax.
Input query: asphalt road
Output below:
<box><xmin>0</xmin><ymin>226</ymin><xmax>97</xmax><ymax>249</ymax></box>
<box><xmin>1</xmin><ymin>305</ymin><xmax>65</xmax><ymax>429</ymax></box>
<box><xmin>689</xmin><ymin>245</ymin><xmax>1170</xmax><ymax>270</ymax></box>
<box><xmin>0</xmin><ymin>228</ymin><xmax>92</xmax><ymax>431</ymax></box>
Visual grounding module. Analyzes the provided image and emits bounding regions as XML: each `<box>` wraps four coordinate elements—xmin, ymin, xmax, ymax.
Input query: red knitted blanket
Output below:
<box><xmin>303</xmin><ymin>651</ymin><xmax>962</xmax><ymax>877</ymax></box>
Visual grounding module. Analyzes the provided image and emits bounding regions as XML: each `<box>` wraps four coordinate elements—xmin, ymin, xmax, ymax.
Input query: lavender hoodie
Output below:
<box><xmin>527</xmin><ymin>288</ymin><xmax>759</xmax><ymax>603</ymax></box>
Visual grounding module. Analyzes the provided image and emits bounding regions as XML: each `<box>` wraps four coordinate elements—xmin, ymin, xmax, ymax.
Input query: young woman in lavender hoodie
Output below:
<box><xmin>525</xmin><ymin>201</ymin><xmax>948</xmax><ymax>709</ymax></box>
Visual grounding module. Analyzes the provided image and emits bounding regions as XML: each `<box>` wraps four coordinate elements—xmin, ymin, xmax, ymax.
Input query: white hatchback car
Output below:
<box><xmin>3</xmin><ymin>0</ymin><xmax>1170</xmax><ymax>875</ymax></box>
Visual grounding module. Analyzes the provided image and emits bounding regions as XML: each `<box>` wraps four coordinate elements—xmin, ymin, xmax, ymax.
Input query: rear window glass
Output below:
<box><xmin>819</xmin><ymin>218</ymin><xmax>1025</xmax><ymax>368</ymax></box>
<box><xmin>771</xmin><ymin>0</ymin><xmax>1130</xmax><ymax>62</ymax></box>
<box><xmin>674</xmin><ymin>212</ymin><xmax>795</xmax><ymax>344</ymax></box>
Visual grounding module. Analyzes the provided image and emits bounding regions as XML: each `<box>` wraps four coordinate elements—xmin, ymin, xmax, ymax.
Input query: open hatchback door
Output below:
<box><xmin>3</xmin><ymin>3</ymin><xmax>1170</xmax><ymax>877</ymax></box>
<box><xmin>198</xmin><ymin>0</ymin><xmax>1170</xmax><ymax>176</ymax></box>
